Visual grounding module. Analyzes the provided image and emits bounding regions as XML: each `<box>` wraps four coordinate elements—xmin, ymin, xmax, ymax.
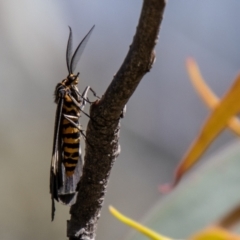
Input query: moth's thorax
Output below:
<box><xmin>54</xmin><ymin>74</ymin><xmax>80</xmax><ymax>103</ymax></box>
<box><xmin>63</xmin><ymin>74</ymin><xmax>79</xmax><ymax>86</ymax></box>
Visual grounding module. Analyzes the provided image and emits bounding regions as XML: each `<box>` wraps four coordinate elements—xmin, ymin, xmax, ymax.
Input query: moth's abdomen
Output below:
<box><xmin>62</xmin><ymin>95</ymin><xmax>81</xmax><ymax>176</ymax></box>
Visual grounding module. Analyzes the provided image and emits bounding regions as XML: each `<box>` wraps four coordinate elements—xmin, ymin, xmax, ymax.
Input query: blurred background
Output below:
<box><xmin>0</xmin><ymin>0</ymin><xmax>240</xmax><ymax>239</ymax></box>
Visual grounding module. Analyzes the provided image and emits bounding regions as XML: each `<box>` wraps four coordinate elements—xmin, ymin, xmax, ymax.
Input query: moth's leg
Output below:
<box><xmin>63</xmin><ymin>114</ymin><xmax>93</xmax><ymax>147</ymax></box>
<box><xmin>63</xmin><ymin>114</ymin><xmax>78</xmax><ymax>121</ymax></box>
<box><xmin>87</xmin><ymin>86</ymin><xmax>100</xmax><ymax>99</ymax></box>
<box><xmin>75</xmin><ymin>86</ymin><xmax>100</xmax><ymax>104</ymax></box>
<box><xmin>80</xmin><ymin>86</ymin><xmax>90</xmax><ymax>108</ymax></box>
<box><xmin>63</xmin><ymin>114</ymin><xmax>87</xmax><ymax>139</ymax></box>
<box><xmin>68</xmin><ymin>93</ymin><xmax>91</xmax><ymax>119</ymax></box>
<box><xmin>81</xmin><ymin>86</ymin><xmax>124</xmax><ymax>118</ymax></box>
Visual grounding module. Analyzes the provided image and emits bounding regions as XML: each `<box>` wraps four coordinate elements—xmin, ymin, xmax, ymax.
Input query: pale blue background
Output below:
<box><xmin>0</xmin><ymin>0</ymin><xmax>239</xmax><ymax>239</ymax></box>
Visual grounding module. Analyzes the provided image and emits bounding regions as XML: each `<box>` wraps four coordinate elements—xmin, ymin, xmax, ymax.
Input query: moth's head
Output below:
<box><xmin>66</xmin><ymin>73</ymin><xmax>79</xmax><ymax>85</ymax></box>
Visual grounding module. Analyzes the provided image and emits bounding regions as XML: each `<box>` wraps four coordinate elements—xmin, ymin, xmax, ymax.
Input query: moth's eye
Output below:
<box><xmin>73</xmin><ymin>73</ymin><xmax>79</xmax><ymax>83</ymax></box>
<box><xmin>67</xmin><ymin>74</ymin><xmax>74</xmax><ymax>81</ymax></box>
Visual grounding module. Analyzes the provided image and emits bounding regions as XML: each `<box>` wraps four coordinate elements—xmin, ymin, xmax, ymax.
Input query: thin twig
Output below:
<box><xmin>67</xmin><ymin>0</ymin><xmax>166</xmax><ymax>239</ymax></box>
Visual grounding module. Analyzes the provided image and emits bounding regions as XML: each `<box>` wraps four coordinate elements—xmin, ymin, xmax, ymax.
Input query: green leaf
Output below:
<box><xmin>124</xmin><ymin>140</ymin><xmax>240</xmax><ymax>240</ymax></box>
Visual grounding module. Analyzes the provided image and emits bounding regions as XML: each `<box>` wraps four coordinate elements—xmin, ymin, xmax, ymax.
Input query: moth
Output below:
<box><xmin>50</xmin><ymin>25</ymin><xmax>95</xmax><ymax>220</ymax></box>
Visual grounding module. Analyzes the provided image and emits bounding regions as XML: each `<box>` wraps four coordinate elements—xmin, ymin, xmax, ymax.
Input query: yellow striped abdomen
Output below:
<box><xmin>62</xmin><ymin>95</ymin><xmax>81</xmax><ymax>176</ymax></box>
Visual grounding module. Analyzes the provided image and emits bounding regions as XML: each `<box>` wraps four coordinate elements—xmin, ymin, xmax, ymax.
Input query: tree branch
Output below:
<box><xmin>67</xmin><ymin>0</ymin><xmax>166</xmax><ymax>239</ymax></box>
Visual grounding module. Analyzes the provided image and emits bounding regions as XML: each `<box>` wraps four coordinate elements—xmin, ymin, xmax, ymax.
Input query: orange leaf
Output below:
<box><xmin>186</xmin><ymin>58</ymin><xmax>240</xmax><ymax>136</ymax></box>
<box><xmin>173</xmin><ymin>69</ymin><xmax>240</xmax><ymax>186</ymax></box>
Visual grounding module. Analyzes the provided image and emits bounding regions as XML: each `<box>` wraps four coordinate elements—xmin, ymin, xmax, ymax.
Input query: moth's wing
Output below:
<box><xmin>70</xmin><ymin>25</ymin><xmax>95</xmax><ymax>73</ymax></box>
<box><xmin>50</xmin><ymin>96</ymin><xmax>64</xmax><ymax>221</ymax></box>
<box><xmin>56</xmin><ymin>90</ymin><xmax>84</xmax><ymax>205</ymax></box>
<box><xmin>58</xmin><ymin>150</ymin><xmax>83</xmax><ymax>205</ymax></box>
<box><xmin>66</xmin><ymin>26</ymin><xmax>73</xmax><ymax>74</ymax></box>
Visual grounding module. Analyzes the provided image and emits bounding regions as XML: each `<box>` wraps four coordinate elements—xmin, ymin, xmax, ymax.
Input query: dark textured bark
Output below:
<box><xmin>67</xmin><ymin>0</ymin><xmax>166</xmax><ymax>239</ymax></box>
